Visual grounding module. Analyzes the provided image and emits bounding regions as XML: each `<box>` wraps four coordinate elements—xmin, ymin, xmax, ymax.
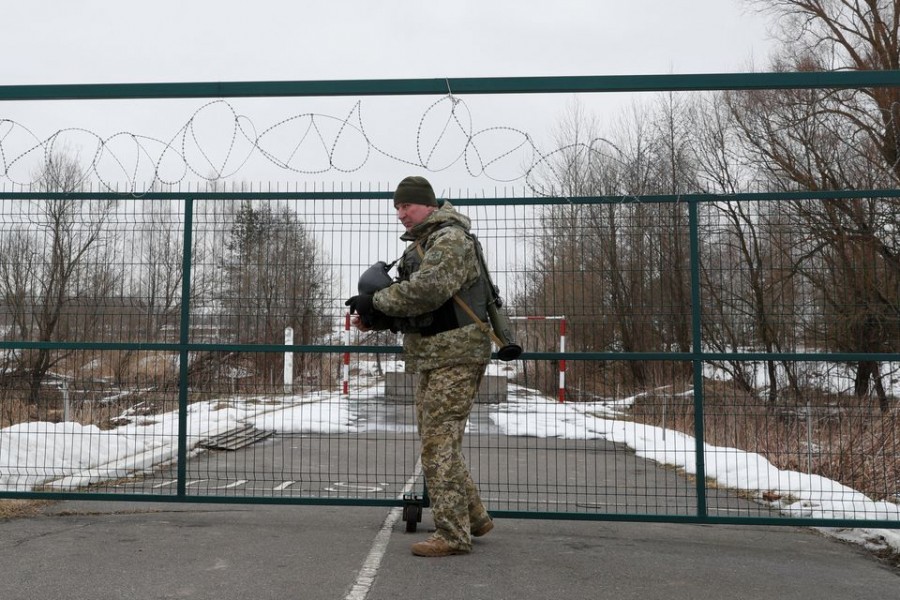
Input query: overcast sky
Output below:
<box><xmin>2</xmin><ymin>0</ymin><xmax>776</xmax><ymax>192</ymax></box>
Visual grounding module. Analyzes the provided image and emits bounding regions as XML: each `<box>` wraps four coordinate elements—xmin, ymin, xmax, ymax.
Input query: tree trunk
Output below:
<box><xmin>854</xmin><ymin>360</ymin><xmax>874</xmax><ymax>398</ymax></box>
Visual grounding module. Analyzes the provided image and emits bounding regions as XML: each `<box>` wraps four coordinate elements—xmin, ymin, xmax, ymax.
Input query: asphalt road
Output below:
<box><xmin>93</xmin><ymin>398</ymin><xmax>777</xmax><ymax>521</ymax></box>
<box><xmin>1</xmin><ymin>500</ymin><xmax>897</xmax><ymax>600</ymax></box>
<box><xmin>1</xmin><ymin>397</ymin><xmax>898</xmax><ymax>598</ymax></box>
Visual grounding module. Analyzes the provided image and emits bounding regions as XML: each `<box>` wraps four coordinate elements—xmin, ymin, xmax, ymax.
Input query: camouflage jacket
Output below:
<box><xmin>373</xmin><ymin>202</ymin><xmax>491</xmax><ymax>372</ymax></box>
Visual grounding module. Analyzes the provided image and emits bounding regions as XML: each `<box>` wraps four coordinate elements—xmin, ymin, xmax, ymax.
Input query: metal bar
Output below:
<box><xmin>487</xmin><ymin>511</ymin><xmax>900</xmax><ymax>528</ymax></box>
<box><xmin>0</xmin><ymin>341</ymin><xmax>894</xmax><ymax>362</ymax></box>
<box><xmin>175</xmin><ymin>197</ymin><xmax>194</xmax><ymax>498</ymax></box>
<box><xmin>0</xmin><ymin>341</ymin><xmax>404</xmax><ymax>353</ymax></box>
<box><xmin>0</xmin><ymin>490</ymin><xmax>403</xmax><ymax>507</ymax></box>
<box><xmin>1</xmin><ymin>489</ymin><xmax>897</xmax><ymax>529</ymax></box>
<box><xmin>3</xmin><ymin>70</ymin><xmax>900</xmax><ymax>102</ymax></box>
<box><xmin>0</xmin><ymin>192</ymin><xmax>393</xmax><ymax>201</ymax></box>
<box><xmin>689</xmin><ymin>200</ymin><xmax>708</xmax><ymax>519</ymax></box>
<box><xmin>2</xmin><ymin>188</ymin><xmax>899</xmax><ymax>204</ymax></box>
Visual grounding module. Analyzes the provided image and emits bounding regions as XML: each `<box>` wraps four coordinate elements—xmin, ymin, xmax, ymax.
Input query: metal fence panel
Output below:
<box><xmin>0</xmin><ymin>190</ymin><xmax>896</xmax><ymax>530</ymax></box>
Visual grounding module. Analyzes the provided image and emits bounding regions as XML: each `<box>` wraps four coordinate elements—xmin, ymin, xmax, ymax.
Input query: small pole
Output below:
<box><xmin>284</xmin><ymin>327</ymin><xmax>294</xmax><ymax>394</ymax></box>
<box><xmin>806</xmin><ymin>398</ymin><xmax>813</xmax><ymax>474</ymax></box>
<box><xmin>62</xmin><ymin>380</ymin><xmax>70</xmax><ymax>421</ymax></box>
<box><xmin>662</xmin><ymin>395</ymin><xmax>667</xmax><ymax>442</ymax></box>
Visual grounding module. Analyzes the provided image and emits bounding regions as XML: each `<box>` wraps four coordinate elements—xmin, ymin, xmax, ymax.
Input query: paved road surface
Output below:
<box><xmin>1</xmin><ymin>500</ymin><xmax>897</xmax><ymax>600</ymax></box>
<box><xmin>1</xmin><ymin>396</ymin><xmax>897</xmax><ymax>598</ymax></box>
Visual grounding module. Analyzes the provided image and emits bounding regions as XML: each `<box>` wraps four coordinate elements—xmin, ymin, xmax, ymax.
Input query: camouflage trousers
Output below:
<box><xmin>415</xmin><ymin>362</ymin><xmax>490</xmax><ymax>551</ymax></box>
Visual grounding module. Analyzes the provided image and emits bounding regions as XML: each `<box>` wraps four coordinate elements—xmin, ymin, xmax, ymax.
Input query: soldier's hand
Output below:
<box><xmin>345</xmin><ymin>293</ymin><xmax>375</xmax><ymax>317</ymax></box>
<box><xmin>350</xmin><ymin>315</ymin><xmax>373</xmax><ymax>332</ymax></box>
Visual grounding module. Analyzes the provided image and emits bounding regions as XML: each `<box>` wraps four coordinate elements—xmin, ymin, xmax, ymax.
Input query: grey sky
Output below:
<box><xmin>2</xmin><ymin>1</ymin><xmax>775</xmax><ymax>191</ymax></box>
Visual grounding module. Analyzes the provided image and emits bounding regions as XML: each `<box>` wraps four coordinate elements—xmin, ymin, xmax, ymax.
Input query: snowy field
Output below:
<box><xmin>1</xmin><ymin>359</ymin><xmax>898</xmax><ymax>556</ymax></box>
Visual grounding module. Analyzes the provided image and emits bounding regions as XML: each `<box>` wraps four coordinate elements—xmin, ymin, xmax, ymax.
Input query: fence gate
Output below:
<box><xmin>0</xmin><ymin>73</ymin><xmax>898</xmax><ymax>532</ymax></box>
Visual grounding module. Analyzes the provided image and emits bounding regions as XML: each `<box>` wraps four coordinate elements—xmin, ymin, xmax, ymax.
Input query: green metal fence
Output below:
<box><xmin>0</xmin><ymin>73</ymin><xmax>898</xmax><ymax>530</ymax></box>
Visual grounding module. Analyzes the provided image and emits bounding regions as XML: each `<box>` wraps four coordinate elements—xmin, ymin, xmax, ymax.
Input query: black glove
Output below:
<box><xmin>345</xmin><ymin>293</ymin><xmax>375</xmax><ymax>317</ymax></box>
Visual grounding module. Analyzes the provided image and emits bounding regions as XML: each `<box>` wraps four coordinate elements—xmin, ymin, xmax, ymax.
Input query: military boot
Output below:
<box><xmin>471</xmin><ymin>517</ymin><xmax>494</xmax><ymax>537</ymax></box>
<box><xmin>410</xmin><ymin>536</ymin><xmax>470</xmax><ymax>557</ymax></box>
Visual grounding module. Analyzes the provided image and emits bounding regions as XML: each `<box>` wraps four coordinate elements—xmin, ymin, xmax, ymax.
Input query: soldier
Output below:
<box><xmin>346</xmin><ymin>175</ymin><xmax>494</xmax><ymax>557</ymax></box>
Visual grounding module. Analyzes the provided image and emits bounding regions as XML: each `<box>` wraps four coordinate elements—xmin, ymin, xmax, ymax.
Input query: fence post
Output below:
<box><xmin>176</xmin><ymin>195</ymin><xmax>194</xmax><ymax>499</ymax></box>
<box><xmin>688</xmin><ymin>199</ymin><xmax>708</xmax><ymax>519</ymax></box>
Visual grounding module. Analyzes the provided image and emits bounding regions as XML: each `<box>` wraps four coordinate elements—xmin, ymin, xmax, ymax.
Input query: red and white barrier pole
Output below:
<box><xmin>510</xmin><ymin>315</ymin><xmax>567</xmax><ymax>403</ymax></box>
<box><xmin>343</xmin><ymin>312</ymin><xmax>350</xmax><ymax>397</ymax></box>
<box><xmin>557</xmin><ymin>318</ymin><xmax>566</xmax><ymax>403</ymax></box>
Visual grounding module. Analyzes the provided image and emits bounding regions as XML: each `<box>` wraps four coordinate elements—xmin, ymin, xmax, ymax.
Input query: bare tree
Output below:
<box><xmin>524</xmin><ymin>99</ymin><xmax>701</xmax><ymax>391</ymax></box>
<box><xmin>139</xmin><ymin>200</ymin><xmax>185</xmax><ymax>338</ymax></box>
<box><xmin>689</xmin><ymin>96</ymin><xmax>804</xmax><ymax>405</ymax></box>
<box><xmin>0</xmin><ymin>152</ymin><xmax>119</xmax><ymax>402</ymax></box>
<box><xmin>748</xmin><ymin>0</ymin><xmax>900</xmax><ymax>178</ymax></box>
<box><xmin>649</xmin><ymin>94</ymin><xmax>695</xmax><ymax>362</ymax></box>
<box><xmin>733</xmin><ymin>0</ymin><xmax>900</xmax><ymax>408</ymax></box>
<box><xmin>220</xmin><ymin>200</ymin><xmax>333</xmax><ymax>388</ymax></box>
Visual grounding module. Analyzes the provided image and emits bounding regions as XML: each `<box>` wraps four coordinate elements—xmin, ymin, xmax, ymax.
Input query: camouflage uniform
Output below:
<box><xmin>373</xmin><ymin>202</ymin><xmax>491</xmax><ymax>552</ymax></box>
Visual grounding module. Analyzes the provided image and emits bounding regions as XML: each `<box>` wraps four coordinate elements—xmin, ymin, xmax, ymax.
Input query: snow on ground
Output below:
<box><xmin>0</xmin><ymin>393</ymin><xmax>357</xmax><ymax>491</ymax></box>
<box><xmin>495</xmin><ymin>383</ymin><xmax>900</xmax><ymax>553</ymax></box>
<box><xmin>1</xmin><ymin>358</ymin><xmax>898</xmax><ymax>555</ymax></box>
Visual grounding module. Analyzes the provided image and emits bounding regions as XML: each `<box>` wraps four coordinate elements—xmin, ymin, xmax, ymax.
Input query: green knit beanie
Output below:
<box><xmin>393</xmin><ymin>176</ymin><xmax>437</xmax><ymax>207</ymax></box>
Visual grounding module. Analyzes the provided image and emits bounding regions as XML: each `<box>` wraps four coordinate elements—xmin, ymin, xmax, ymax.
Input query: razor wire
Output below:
<box><xmin>7</xmin><ymin>88</ymin><xmax>898</xmax><ymax>199</ymax></box>
<box><xmin>0</xmin><ymin>93</ymin><xmax>637</xmax><ymax>198</ymax></box>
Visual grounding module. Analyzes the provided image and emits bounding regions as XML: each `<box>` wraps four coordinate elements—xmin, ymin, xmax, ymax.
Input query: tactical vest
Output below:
<box><xmin>394</xmin><ymin>227</ymin><xmax>492</xmax><ymax>337</ymax></box>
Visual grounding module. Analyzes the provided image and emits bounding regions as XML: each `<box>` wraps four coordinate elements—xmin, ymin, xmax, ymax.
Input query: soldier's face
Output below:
<box><xmin>395</xmin><ymin>203</ymin><xmax>435</xmax><ymax>230</ymax></box>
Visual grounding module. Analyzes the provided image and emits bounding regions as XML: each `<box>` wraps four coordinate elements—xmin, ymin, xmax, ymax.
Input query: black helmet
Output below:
<box><xmin>358</xmin><ymin>261</ymin><xmax>394</xmax><ymax>294</ymax></box>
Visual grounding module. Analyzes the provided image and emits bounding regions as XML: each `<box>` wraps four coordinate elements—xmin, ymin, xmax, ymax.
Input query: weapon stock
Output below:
<box><xmin>487</xmin><ymin>299</ymin><xmax>522</xmax><ymax>361</ymax></box>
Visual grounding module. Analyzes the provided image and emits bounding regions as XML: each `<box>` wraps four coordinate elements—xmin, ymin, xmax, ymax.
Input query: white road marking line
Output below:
<box><xmin>274</xmin><ymin>481</ymin><xmax>296</xmax><ymax>491</ymax></box>
<box><xmin>151</xmin><ymin>479</ymin><xmax>206</xmax><ymax>489</ymax></box>
<box><xmin>216</xmin><ymin>479</ymin><xmax>248</xmax><ymax>489</ymax></box>
<box><xmin>343</xmin><ymin>459</ymin><xmax>423</xmax><ymax>600</ymax></box>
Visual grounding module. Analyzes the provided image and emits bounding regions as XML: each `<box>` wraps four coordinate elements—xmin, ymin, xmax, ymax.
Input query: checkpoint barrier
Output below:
<box><xmin>510</xmin><ymin>316</ymin><xmax>566</xmax><ymax>403</ymax></box>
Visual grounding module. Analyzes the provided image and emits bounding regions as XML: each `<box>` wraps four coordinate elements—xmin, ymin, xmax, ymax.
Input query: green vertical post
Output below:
<box><xmin>688</xmin><ymin>200</ymin><xmax>707</xmax><ymax>518</ymax></box>
<box><xmin>176</xmin><ymin>197</ymin><xmax>195</xmax><ymax>498</ymax></box>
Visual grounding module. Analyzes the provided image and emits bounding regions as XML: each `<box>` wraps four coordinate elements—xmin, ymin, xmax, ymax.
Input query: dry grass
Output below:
<box><xmin>0</xmin><ymin>349</ymin><xmax>343</xmax><ymax>430</ymax></box>
<box><xmin>0</xmin><ymin>499</ymin><xmax>54</xmax><ymax>520</ymax></box>
<box><xmin>629</xmin><ymin>380</ymin><xmax>900</xmax><ymax>502</ymax></box>
<box><xmin>0</xmin><ymin>396</ymin><xmax>30</xmax><ymax>428</ymax></box>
